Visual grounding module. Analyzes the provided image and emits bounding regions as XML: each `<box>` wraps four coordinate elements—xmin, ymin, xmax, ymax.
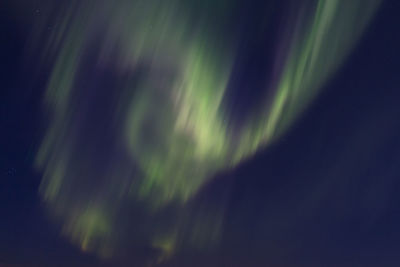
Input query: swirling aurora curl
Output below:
<box><xmin>33</xmin><ymin>0</ymin><xmax>380</xmax><ymax>259</ymax></box>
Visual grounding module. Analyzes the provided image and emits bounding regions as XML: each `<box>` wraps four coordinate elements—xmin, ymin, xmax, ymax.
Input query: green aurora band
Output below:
<box><xmin>34</xmin><ymin>0</ymin><xmax>381</xmax><ymax>259</ymax></box>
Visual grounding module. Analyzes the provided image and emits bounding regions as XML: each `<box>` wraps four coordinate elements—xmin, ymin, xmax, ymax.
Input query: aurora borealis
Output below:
<box><xmin>30</xmin><ymin>0</ymin><xmax>382</xmax><ymax>261</ymax></box>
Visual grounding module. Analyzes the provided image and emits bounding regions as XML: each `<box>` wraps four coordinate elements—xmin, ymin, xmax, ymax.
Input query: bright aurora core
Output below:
<box><xmin>33</xmin><ymin>0</ymin><xmax>381</xmax><ymax>261</ymax></box>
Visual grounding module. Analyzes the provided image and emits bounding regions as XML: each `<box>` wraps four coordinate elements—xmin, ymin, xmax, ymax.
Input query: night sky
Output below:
<box><xmin>1</xmin><ymin>0</ymin><xmax>400</xmax><ymax>266</ymax></box>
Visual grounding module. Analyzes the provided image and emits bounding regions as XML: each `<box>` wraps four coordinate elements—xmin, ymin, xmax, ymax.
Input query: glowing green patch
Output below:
<box><xmin>34</xmin><ymin>0</ymin><xmax>381</xmax><ymax>258</ymax></box>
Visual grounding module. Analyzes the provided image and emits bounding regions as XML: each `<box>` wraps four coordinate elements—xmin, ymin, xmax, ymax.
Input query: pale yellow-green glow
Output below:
<box><xmin>234</xmin><ymin>0</ymin><xmax>381</xmax><ymax>163</ymax></box>
<box><xmin>62</xmin><ymin>206</ymin><xmax>112</xmax><ymax>256</ymax></box>
<box><xmin>34</xmin><ymin>0</ymin><xmax>381</xmax><ymax>258</ymax></box>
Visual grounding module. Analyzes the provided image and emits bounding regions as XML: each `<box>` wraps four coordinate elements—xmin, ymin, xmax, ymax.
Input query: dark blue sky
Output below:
<box><xmin>1</xmin><ymin>0</ymin><xmax>400</xmax><ymax>266</ymax></box>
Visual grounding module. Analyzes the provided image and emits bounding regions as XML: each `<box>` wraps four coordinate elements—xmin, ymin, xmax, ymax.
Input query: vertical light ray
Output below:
<box><xmin>33</xmin><ymin>0</ymin><xmax>381</xmax><ymax>258</ymax></box>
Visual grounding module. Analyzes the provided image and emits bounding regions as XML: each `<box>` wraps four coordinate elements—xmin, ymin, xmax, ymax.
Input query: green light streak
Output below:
<box><xmin>234</xmin><ymin>0</ymin><xmax>381</xmax><ymax>163</ymax></box>
<box><xmin>34</xmin><ymin>0</ymin><xmax>381</xmax><ymax>258</ymax></box>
